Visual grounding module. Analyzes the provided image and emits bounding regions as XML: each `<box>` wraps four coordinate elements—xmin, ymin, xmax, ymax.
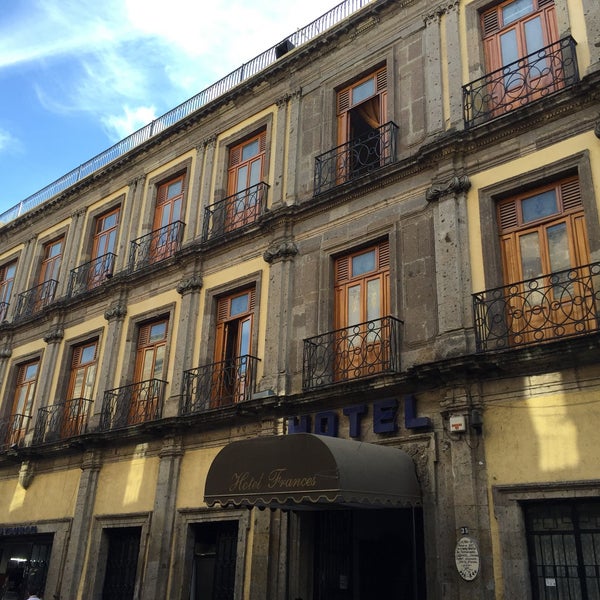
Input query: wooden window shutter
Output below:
<box><xmin>72</xmin><ymin>345</ymin><xmax>83</xmax><ymax>368</ymax></box>
<box><xmin>248</xmin><ymin>288</ymin><xmax>256</xmax><ymax>311</ymax></box>
<box><xmin>217</xmin><ymin>296</ymin><xmax>230</xmax><ymax>322</ymax></box>
<box><xmin>560</xmin><ymin>178</ymin><xmax>582</xmax><ymax>211</ymax></box>
<box><xmin>481</xmin><ymin>8</ymin><xmax>500</xmax><ymax>37</ymax></box>
<box><xmin>157</xmin><ymin>181</ymin><xmax>168</xmax><ymax>204</ymax></box>
<box><xmin>538</xmin><ymin>0</ymin><xmax>554</xmax><ymax>8</ymax></box>
<box><xmin>376</xmin><ymin>67</ymin><xmax>387</xmax><ymax>93</ymax></box>
<box><xmin>378</xmin><ymin>239</ymin><xmax>390</xmax><ymax>269</ymax></box>
<box><xmin>138</xmin><ymin>323</ymin><xmax>152</xmax><ymax>347</ymax></box>
<box><xmin>258</xmin><ymin>131</ymin><xmax>266</xmax><ymax>153</ymax></box>
<box><xmin>337</xmin><ymin>88</ymin><xmax>351</xmax><ymax>115</ymax></box>
<box><xmin>498</xmin><ymin>200</ymin><xmax>518</xmax><ymax>232</ymax></box>
<box><xmin>335</xmin><ymin>255</ymin><xmax>350</xmax><ymax>284</ymax></box>
<box><xmin>229</xmin><ymin>146</ymin><xmax>242</xmax><ymax>168</ymax></box>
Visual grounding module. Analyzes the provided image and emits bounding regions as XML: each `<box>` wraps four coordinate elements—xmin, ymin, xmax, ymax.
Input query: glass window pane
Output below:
<box><xmin>230</xmin><ymin>294</ymin><xmax>249</xmax><ymax>316</ymax></box>
<box><xmin>547</xmin><ymin>223</ymin><xmax>570</xmax><ymax>273</ymax></box>
<box><xmin>81</xmin><ymin>345</ymin><xmax>96</xmax><ymax>365</ymax></box>
<box><xmin>519</xmin><ymin>231</ymin><xmax>543</xmax><ymax>280</ymax></box>
<box><xmin>242</xmin><ymin>139</ymin><xmax>259</xmax><ymax>161</ymax></box>
<box><xmin>72</xmin><ymin>370</ymin><xmax>85</xmax><ymax>398</ymax></box>
<box><xmin>367</xmin><ymin>278</ymin><xmax>381</xmax><ymax>321</ymax></box>
<box><xmin>142</xmin><ymin>350</ymin><xmax>154</xmax><ymax>380</ymax></box>
<box><xmin>352</xmin><ymin>77</ymin><xmax>375</xmax><ymax>105</ymax></box>
<box><xmin>502</xmin><ymin>0</ymin><xmax>534</xmax><ymax>25</ymax></box>
<box><xmin>249</xmin><ymin>160</ymin><xmax>262</xmax><ymax>188</ymax></box>
<box><xmin>236</xmin><ymin>165</ymin><xmax>249</xmax><ymax>193</ymax></box>
<box><xmin>154</xmin><ymin>346</ymin><xmax>165</xmax><ymax>379</ymax></box>
<box><xmin>167</xmin><ymin>180</ymin><xmax>182</xmax><ymax>198</ymax></box>
<box><xmin>347</xmin><ymin>284</ymin><xmax>361</xmax><ymax>326</ymax></box>
<box><xmin>239</xmin><ymin>318</ymin><xmax>251</xmax><ymax>357</ymax></box>
<box><xmin>149</xmin><ymin>322</ymin><xmax>167</xmax><ymax>343</ymax></box>
<box><xmin>352</xmin><ymin>250</ymin><xmax>376</xmax><ymax>277</ymax></box>
<box><xmin>25</xmin><ymin>363</ymin><xmax>39</xmax><ymax>381</ymax></box>
<box><xmin>524</xmin><ymin>16</ymin><xmax>544</xmax><ymax>54</ymax></box>
<box><xmin>500</xmin><ymin>29</ymin><xmax>519</xmax><ymax>66</ymax></box>
<box><xmin>84</xmin><ymin>365</ymin><xmax>97</xmax><ymax>398</ymax></box>
<box><xmin>522</xmin><ymin>190</ymin><xmax>558</xmax><ymax>223</ymax></box>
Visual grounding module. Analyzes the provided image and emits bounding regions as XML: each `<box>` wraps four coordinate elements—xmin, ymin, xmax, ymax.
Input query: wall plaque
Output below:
<box><xmin>455</xmin><ymin>536</ymin><xmax>480</xmax><ymax>581</ymax></box>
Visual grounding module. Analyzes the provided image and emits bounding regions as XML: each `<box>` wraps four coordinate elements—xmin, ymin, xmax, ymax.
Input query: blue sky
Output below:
<box><xmin>0</xmin><ymin>0</ymin><xmax>336</xmax><ymax>216</ymax></box>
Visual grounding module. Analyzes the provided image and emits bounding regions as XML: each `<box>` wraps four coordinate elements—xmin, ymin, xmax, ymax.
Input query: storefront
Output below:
<box><xmin>204</xmin><ymin>433</ymin><xmax>426</xmax><ymax>599</ymax></box>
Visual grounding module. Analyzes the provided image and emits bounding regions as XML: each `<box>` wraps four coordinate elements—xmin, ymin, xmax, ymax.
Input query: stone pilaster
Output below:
<box><xmin>427</xmin><ymin>175</ymin><xmax>472</xmax><ymax>357</ymax></box>
<box><xmin>443</xmin><ymin>1</ymin><xmax>464</xmax><ymax>128</ymax></box>
<box><xmin>36</xmin><ymin>325</ymin><xmax>65</xmax><ymax>411</ymax></box>
<box><xmin>424</xmin><ymin>10</ymin><xmax>444</xmax><ymax>135</ymax></box>
<box><xmin>262</xmin><ymin>239</ymin><xmax>298</xmax><ymax>394</ymax></box>
<box><xmin>60</xmin><ymin>449</ymin><xmax>103</xmax><ymax>599</ymax></box>
<box><xmin>140</xmin><ymin>436</ymin><xmax>183</xmax><ymax>600</ymax></box>
<box><xmin>186</xmin><ymin>145</ymin><xmax>206</xmax><ymax>239</ymax></box>
<box><xmin>118</xmin><ymin>176</ymin><xmax>146</xmax><ymax>273</ymax></box>
<box><xmin>283</xmin><ymin>90</ymin><xmax>302</xmax><ymax>206</ymax></box>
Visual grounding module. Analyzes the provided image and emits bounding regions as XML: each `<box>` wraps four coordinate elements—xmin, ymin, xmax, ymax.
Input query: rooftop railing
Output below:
<box><xmin>463</xmin><ymin>36</ymin><xmax>579</xmax><ymax>128</ymax></box>
<box><xmin>302</xmin><ymin>315</ymin><xmax>402</xmax><ymax>390</ymax></box>
<box><xmin>473</xmin><ymin>261</ymin><xmax>600</xmax><ymax>352</ymax></box>
<box><xmin>0</xmin><ymin>0</ymin><xmax>376</xmax><ymax>228</ymax></box>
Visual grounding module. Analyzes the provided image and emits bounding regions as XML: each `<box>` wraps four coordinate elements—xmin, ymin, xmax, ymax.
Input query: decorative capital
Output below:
<box><xmin>263</xmin><ymin>241</ymin><xmax>298</xmax><ymax>264</ymax></box>
<box><xmin>44</xmin><ymin>327</ymin><xmax>64</xmax><ymax>344</ymax></box>
<box><xmin>177</xmin><ymin>276</ymin><xmax>203</xmax><ymax>296</ymax></box>
<box><xmin>203</xmin><ymin>134</ymin><xmax>218</xmax><ymax>149</ymax></box>
<box><xmin>426</xmin><ymin>175</ymin><xmax>471</xmax><ymax>202</ymax></box>
<box><xmin>104</xmin><ymin>304</ymin><xmax>127</xmax><ymax>321</ymax></box>
<box><xmin>0</xmin><ymin>346</ymin><xmax>12</xmax><ymax>360</ymax></box>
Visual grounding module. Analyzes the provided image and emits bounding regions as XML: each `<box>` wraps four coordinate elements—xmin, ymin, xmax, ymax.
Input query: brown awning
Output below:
<box><xmin>204</xmin><ymin>433</ymin><xmax>421</xmax><ymax>509</ymax></box>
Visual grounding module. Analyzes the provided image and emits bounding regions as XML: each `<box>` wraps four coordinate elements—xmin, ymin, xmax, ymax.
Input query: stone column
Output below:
<box><xmin>140</xmin><ymin>436</ymin><xmax>183</xmax><ymax>600</ymax></box>
<box><xmin>262</xmin><ymin>238</ymin><xmax>298</xmax><ymax>395</ymax></box>
<box><xmin>59</xmin><ymin>208</ymin><xmax>86</xmax><ymax>297</ymax></box>
<box><xmin>423</xmin><ymin>10</ymin><xmax>444</xmax><ymax>135</ymax></box>
<box><xmin>59</xmin><ymin>449</ymin><xmax>102</xmax><ymax>599</ymax></box>
<box><xmin>199</xmin><ymin>135</ymin><xmax>218</xmax><ymax>239</ymax></box>
<box><xmin>166</xmin><ymin>275</ymin><xmax>203</xmax><ymax>417</ymax></box>
<box><xmin>426</xmin><ymin>175</ymin><xmax>472</xmax><ymax>357</ymax></box>
<box><xmin>443</xmin><ymin>1</ymin><xmax>464</xmax><ymax>128</ymax></box>
<box><xmin>118</xmin><ymin>176</ymin><xmax>145</xmax><ymax>273</ymax></box>
<box><xmin>283</xmin><ymin>90</ymin><xmax>302</xmax><ymax>206</ymax></box>
<box><xmin>186</xmin><ymin>145</ymin><xmax>206</xmax><ymax>240</ymax></box>
<box><xmin>37</xmin><ymin>325</ymin><xmax>65</xmax><ymax>410</ymax></box>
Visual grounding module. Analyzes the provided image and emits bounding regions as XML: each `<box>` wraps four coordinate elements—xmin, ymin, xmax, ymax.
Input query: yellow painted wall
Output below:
<box><xmin>0</xmin><ymin>469</ymin><xmax>80</xmax><ymax>523</ymax></box>
<box><xmin>94</xmin><ymin>452</ymin><xmax>159</xmax><ymax>514</ymax></box>
<box><xmin>176</xmin><ymin>446</ymin><xmax>221</xmax><ymax>509</ymax></box>
<box><xmin>468</xmin><ymin>132</ymin><xmax>600</xmax><ymax>291</ymax></box>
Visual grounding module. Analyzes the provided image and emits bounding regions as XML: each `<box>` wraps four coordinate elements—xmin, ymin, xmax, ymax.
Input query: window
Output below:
<box><xmin>497</xmin><ymin>176</ymin><xmax>594</xmax><ymax>343</ymax></box>
<box><xmin>334</xmin><ymin>240</ymin><xmax>390</xmax><ymax>379</ymax></box>
<box><xmin>6</xmin><ymin>359</ymin><xmax>39</xmax><ymax>447</ymax></box>
<box><xmin>482</xmin><ymin>0</ymin><xmax>559</xmax><ymax>108</ymax></box>
<box><xmin>101</xmin><ymin>527</ymin><xmax>141</xmax><ymax>600</ymax></box>
<box><xmin>89</xmin><ymin>208</ymin><xmax>119</xmax><ymax>287</ymax></box>
<box><xmin>226</xmin><ymin>132</ymin><xmax>266</xmax><ymax>231</ymax></box>
<box><xmin>35</xmin><ymin>237</ymin><xmax>63</xmax><ymax>309</ymax></box>
<box><xmin>0</xmin><ymin>260</ymin><xmax>16</xmax><ymax>321</ymax></box>
<box><xmin>212</xmin><ymin>288</ymin><xmax>256</xmax><ymax>406</ymax></box>
<box><xmin>63</xmin><ymin>340</ymin><xmax>98</xmax><ymax>437</ymax></box>
<box><xmin>130</xmin><ymin>318</ymin><xmax>168</xmax><ymax>424</ymax></box>
<box><xmin>151</xmin><ymin>175</ymin><xmax>185</xmax><ymax>262</ymax></box>
<box><xmin>524</xmin><ymin>500</ymin><xmax>600</xmax><ymax>599</ymax></box>
<box><xmin>189</xmin><ymin>521</ymin><xmax>238</xmax><ymax>600</ymax></box>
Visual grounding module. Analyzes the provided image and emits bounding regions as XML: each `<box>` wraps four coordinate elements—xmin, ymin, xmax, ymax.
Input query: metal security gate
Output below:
<box><xmin>525</xmin><ymin>500</ymin><xmax>600</xmax><ymax>600</ymax></box>
<box><xmin>101</xmin><ymin>527</ymin><xmax>141</xmax><ymax>600</ymax></box>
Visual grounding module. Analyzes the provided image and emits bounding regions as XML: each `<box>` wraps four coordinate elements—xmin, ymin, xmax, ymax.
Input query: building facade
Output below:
<box><xmin>0</xmin><ymin>0</ymin><xmax>599</xmax><ymax>598</ymax></box>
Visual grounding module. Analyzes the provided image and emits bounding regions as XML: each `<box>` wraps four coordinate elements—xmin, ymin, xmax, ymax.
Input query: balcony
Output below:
<box><xmin>314</xmin><ymin>122</ymin><xmax>398</xmax><ymax>196</ymax></box>
<box><xmin>33</xmin><ymin>397</ymin><xmax>92</xmax><ymax>444</ymax></box>
<box><xmin>473</xmin><ymin>262</ymin><xmax>600</xmax><ymax>352</ymax></box>
<box><xmin>303</xmin><ymin>316</ymin><xmax>403</xmax><ymax>390</ymax></box>
<box><xmin>14</xmin><ymin>279</ymin><xmax>58</xmax><ymax>319</ymax></box>
<box><xmin>181</xmin><ymin>355</ymin><xmax>261</xmax><ymax>415</ymax></box>
<box><xmin>203</xmin><ymin>182</ymin><xmax>269</xmax><ymax>242</ymax></box>
<box><xmin>0</xmin><ymin>301</ymin><xmax>8</xmax><ymax>322</ymax></box>
<box><xmin>0</xmin><ymin>413</ymin><xmax>31</xmax><ymax>451</ymax></box>
<box><xmin>99</xmin><ymin>378</ymin><xmax>167</xmax><ymax>431</ymax></box>
<box><xmin>68</xmin><ymin>253</ymin><xmax>116</xmax><ymax>297</ymax></box>
<box><xmin>128</xmin><ymin>221</ymin><xmax>185</xmax><ymax>273</ymax></box>
<box><xmin>463</xmin><ymin>36</ymin><xmax>579</xmax><ymax>128</ymax></box>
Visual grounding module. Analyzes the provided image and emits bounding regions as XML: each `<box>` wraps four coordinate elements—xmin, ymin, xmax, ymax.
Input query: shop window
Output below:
<box><xmin>497</xmin><ymin>176</ymin><xmax>594</xmax><ymax>344</ymax></box>
<box><xmin>524</xmin><ymin>500</ymin><xmax>600</xmax><ymax>599</ymax></box>
<box><xmin>334</xmin><ymin>240</ymin><xmax>390</xmax><ymax>379</ymax></box>
<box><xmin>226</xmin><ymin>132</ymin><xmax>267</xmax><ymax>232</ymax></box>
<box><xmin>189</xmin><ymin>521</ymin><xmax>238</xmax><ymax>600</ymax></box>
<box><xmin>482</xmin><ymin>0</ymin><xmax>559</xmax><ymax>108</ymax></box>
<box><xmin>0</xmin><ymin>260</ymin><xmax>17</xmax><ymax>321</ymax></box>
<box><xmin>5</xmin><ymin>359</ymin><xmax>39</xmax><ymax>448</ymax></box>
<box><xmin>101</xmin><ymin>527</ymin><xmax>141</xmax><ymax>600</ymax></box>
<box><xmin>212</xmin><ymin>288</ymin><xmax>256</xmax><ymax>406</ymax></box>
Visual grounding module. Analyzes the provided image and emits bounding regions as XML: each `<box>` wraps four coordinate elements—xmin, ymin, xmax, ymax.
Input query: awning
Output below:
<box><xmin>204</xmin><ymin>433</ymin><xmax>421</xmax><ymax>509</ymax></box>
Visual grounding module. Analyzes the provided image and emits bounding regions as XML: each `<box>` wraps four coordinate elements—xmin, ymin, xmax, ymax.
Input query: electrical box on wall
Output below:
<box><xmin>449</xmin><ymin>414</ymin><xmax>467</xmax><ymax>433</ymax></box>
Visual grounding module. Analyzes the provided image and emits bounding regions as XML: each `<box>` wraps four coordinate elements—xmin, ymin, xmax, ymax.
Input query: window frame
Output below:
<box><xmin>0</xmin><ymin>259</ymin><xmax>17</xmax><ymax>320</ymax></box>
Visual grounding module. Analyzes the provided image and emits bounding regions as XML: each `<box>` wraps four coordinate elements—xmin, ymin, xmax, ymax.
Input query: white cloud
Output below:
<box><xmin>103</xmin><ymin>105</ymin><xmax>158</xmax><ymax>139</ymax></box>
<box><xmin>0</xmin><ymin>128</ymin><xmax>22</xmax><ymax>155</ymax></box>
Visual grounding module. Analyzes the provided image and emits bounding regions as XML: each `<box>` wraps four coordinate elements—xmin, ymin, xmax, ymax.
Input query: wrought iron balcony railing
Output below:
<box><xmin>68</xmin><ymin>253</ymin><xmax>116</xmax><ymax>297</ymax></box>
<box><xmin>15</xmin><ymin>279</ymin><xmax>58</xmax><ymax>319</ymax></box>
<box><xmin>314</xmin><ymin>121</ymin><xmax>398</xmax><ymax>195</ymax></box>
<box><xmin>181</xmin><ymin>355</ymin><xmax>260</xmax><ymax>415</ymax></box>
<box><xmin>0</xmin><ymin>301</ymin><xmax>8</xmax><ymax>322</ymax></box>
<box><xmin>100</xmin><ymin>378</ymin><xmax>167</xmax><ymax>431</ymax></box>
<box><xmin>33</xmin><ymin>397</ymin><xmax>92</xmax><ymax>444</ymax></box>
<box><xmin>473</xmin><ymin>262</ymin><xmax>600</xmax><ymax>352</ymax></box>
<box><xmin>0</xmin><ymin>413</ymin><xmax>31</xmax><ymax>451</ymax></box>
<box><xmin>303</xmin><ymin>316</ymin><xmax>403</xmax><ymax>390</ymax></box>
<box><xmin>202</xmin><ymin>182</ymin><xmax>269</xmax><ymax>242</ymax></box>
<box><xmin>128</xmin><ymin>221</ymin><xmax>185</xmax><ymax>273</ymax></box>
<box><xmin>463</xmin><ymin>36</ymin><xmax>579</xmax><ymax>128</ymax></box>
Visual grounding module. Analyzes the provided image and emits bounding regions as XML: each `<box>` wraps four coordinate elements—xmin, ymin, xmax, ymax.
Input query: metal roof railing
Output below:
<box><xmin>0</xmin><ymin>0</ymin><xmax>376</xmax><ymax>228</ymax></box>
